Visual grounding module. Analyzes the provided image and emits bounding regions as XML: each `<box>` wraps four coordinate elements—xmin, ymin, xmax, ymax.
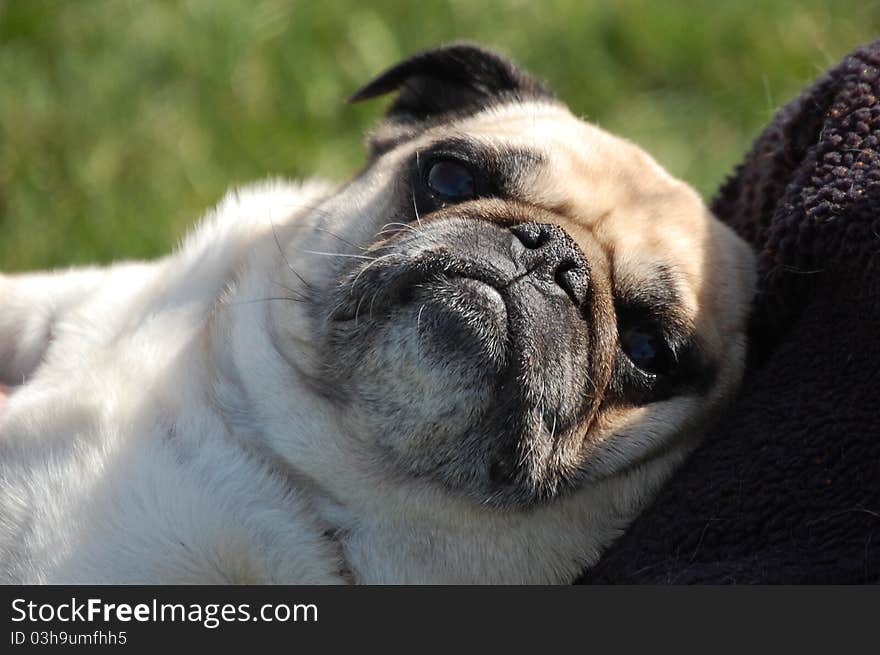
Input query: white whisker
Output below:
<box><xmin>300</xmin><ymin>249</ymin><xmax>376</xmax><ymax>260</ymax></box>
<box><xmin>414</xmin><ymin>151</ymin><xmax>424</xmax><ymax>229</ymax></box>
<box><xmin>377</xmin><ymin>222</ymin><xmax>420</xmax><ymax>236</ymax></box>
<box><xmin>350</xmin><ymin>252</ymin><xmax>399</xmax><ymax>291</ymax></box>
<box><xmin>368</xmin><ymin>288</ymin><xmax>381</xmax><ymax>319</ymax></box>
<box><xmin>353</xmin><ymin>293</ymin><xmax>368</xmax><ymax>326</ymax></box>
<box><xmin>416</xmin><ymin>303</ymin><xmax>427</xmax><ymax>332</ymax></box>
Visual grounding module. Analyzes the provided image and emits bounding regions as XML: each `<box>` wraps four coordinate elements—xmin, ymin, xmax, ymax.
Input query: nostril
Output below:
<box><xmin>510</xmin><ymin>222</ymin><xmax>548</xmax><ymax>249</ymax></box>
<box><xmin>554</xmin><ymin>260</ymin><xmax>577</xmax><ymax>286</ymax></box>
<box><xmin>554</xmin><ymin>260</ymin><xmax>590</xmax><ymax>306</ymax></box>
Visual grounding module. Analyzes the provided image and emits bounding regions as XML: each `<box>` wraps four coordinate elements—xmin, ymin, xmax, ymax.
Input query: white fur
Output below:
<box><xmin>0</xmin><ymin>181</ymin><xmax>349</xmax><ymax>583</ymax></box>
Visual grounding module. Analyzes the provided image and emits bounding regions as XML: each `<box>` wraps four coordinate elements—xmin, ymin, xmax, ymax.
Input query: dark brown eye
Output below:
<box><xmin>426</xmin><ymin>159</ymin><xmax>475</xmax><ymax>200</ymax></box>
<box><xmin>620</xmin><ymin>325</ymin><xmax>673</xmax><ymax>376</ymax></box>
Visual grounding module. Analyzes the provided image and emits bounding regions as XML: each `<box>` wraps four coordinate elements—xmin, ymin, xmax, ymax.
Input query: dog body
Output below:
<box><xmin>0</xmin><ymin>45</ymin><xmax>755</xmax><ymax>584</ymax></box>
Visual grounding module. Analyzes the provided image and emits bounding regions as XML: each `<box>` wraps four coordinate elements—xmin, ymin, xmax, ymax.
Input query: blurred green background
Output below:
<box><xmin>1</xmin><ymin>0</ymin><xmax>878</xmax><ymax>271</ymax></box>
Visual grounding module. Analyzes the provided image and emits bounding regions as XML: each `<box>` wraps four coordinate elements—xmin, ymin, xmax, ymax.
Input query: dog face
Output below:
<box><xmin>268</xmin><ymin>44</ymin><xmax>755</xmax><ymax>508</ymax></box>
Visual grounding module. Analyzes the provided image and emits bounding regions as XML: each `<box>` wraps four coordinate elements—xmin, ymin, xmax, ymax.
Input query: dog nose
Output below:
<box><xmin>509</xmin><ymin>222</ymin><xmax>590</xmax><ymax>306</ymax></box>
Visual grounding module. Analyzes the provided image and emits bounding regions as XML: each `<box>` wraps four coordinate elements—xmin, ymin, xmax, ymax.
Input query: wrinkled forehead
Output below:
<box><xmin>410</xmin><ymin>101</ymin><xmax>720</xmax><ymax>316</ymax></box>
<box><xmin>420</xmin><ymin>101</ymin><xmax>711</xmax><ymax>229</ymax></box>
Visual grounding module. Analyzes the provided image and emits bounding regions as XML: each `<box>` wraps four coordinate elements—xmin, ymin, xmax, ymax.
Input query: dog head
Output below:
<box><xmin>266</xmin><ymin>43</ymin><xmax>755</xmax><ymax>508</ymax></box>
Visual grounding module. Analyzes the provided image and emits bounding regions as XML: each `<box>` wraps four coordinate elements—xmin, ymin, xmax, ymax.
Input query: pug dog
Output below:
<box><xmin>0</xmin><ymin>43</ymin><xmax>754</xmax><ymax>584</ymax></box>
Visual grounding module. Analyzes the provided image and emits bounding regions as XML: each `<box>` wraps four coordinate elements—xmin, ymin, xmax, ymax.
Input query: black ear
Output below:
<box><xmin>348</xmin><ymin>42</ymin><xmax>554</xmax><ymax>154</ymax></box>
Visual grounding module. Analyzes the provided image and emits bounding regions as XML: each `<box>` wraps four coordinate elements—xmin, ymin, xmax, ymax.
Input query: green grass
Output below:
<box><xmin>1</xmin><ymin>0</ymin><xmax>878</xmax><ymax>271</ymax></box>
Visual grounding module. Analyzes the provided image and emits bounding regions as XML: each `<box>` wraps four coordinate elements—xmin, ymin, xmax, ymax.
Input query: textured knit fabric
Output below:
<box><xmin>579</xmin><ymin>39</ymin><xmax>880</xmax><ymax>584</ymax></box>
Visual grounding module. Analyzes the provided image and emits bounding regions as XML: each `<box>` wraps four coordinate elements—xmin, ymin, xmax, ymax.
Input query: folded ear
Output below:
<box><xmin>348</xmin><ymin>42</ymin><xmax>555</xmax><ymax>156</ymax></box>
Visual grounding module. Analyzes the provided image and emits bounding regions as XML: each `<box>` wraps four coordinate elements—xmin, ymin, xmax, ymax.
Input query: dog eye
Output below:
<box><xmin>425</xmin><ymin>159</ymin><xmax>476</xmax><ymax>200</ymax></box>
<box><xmin>620</xmin><ymin>325</ymin><xmax>673</xmax><ymax>376</ymax></box>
